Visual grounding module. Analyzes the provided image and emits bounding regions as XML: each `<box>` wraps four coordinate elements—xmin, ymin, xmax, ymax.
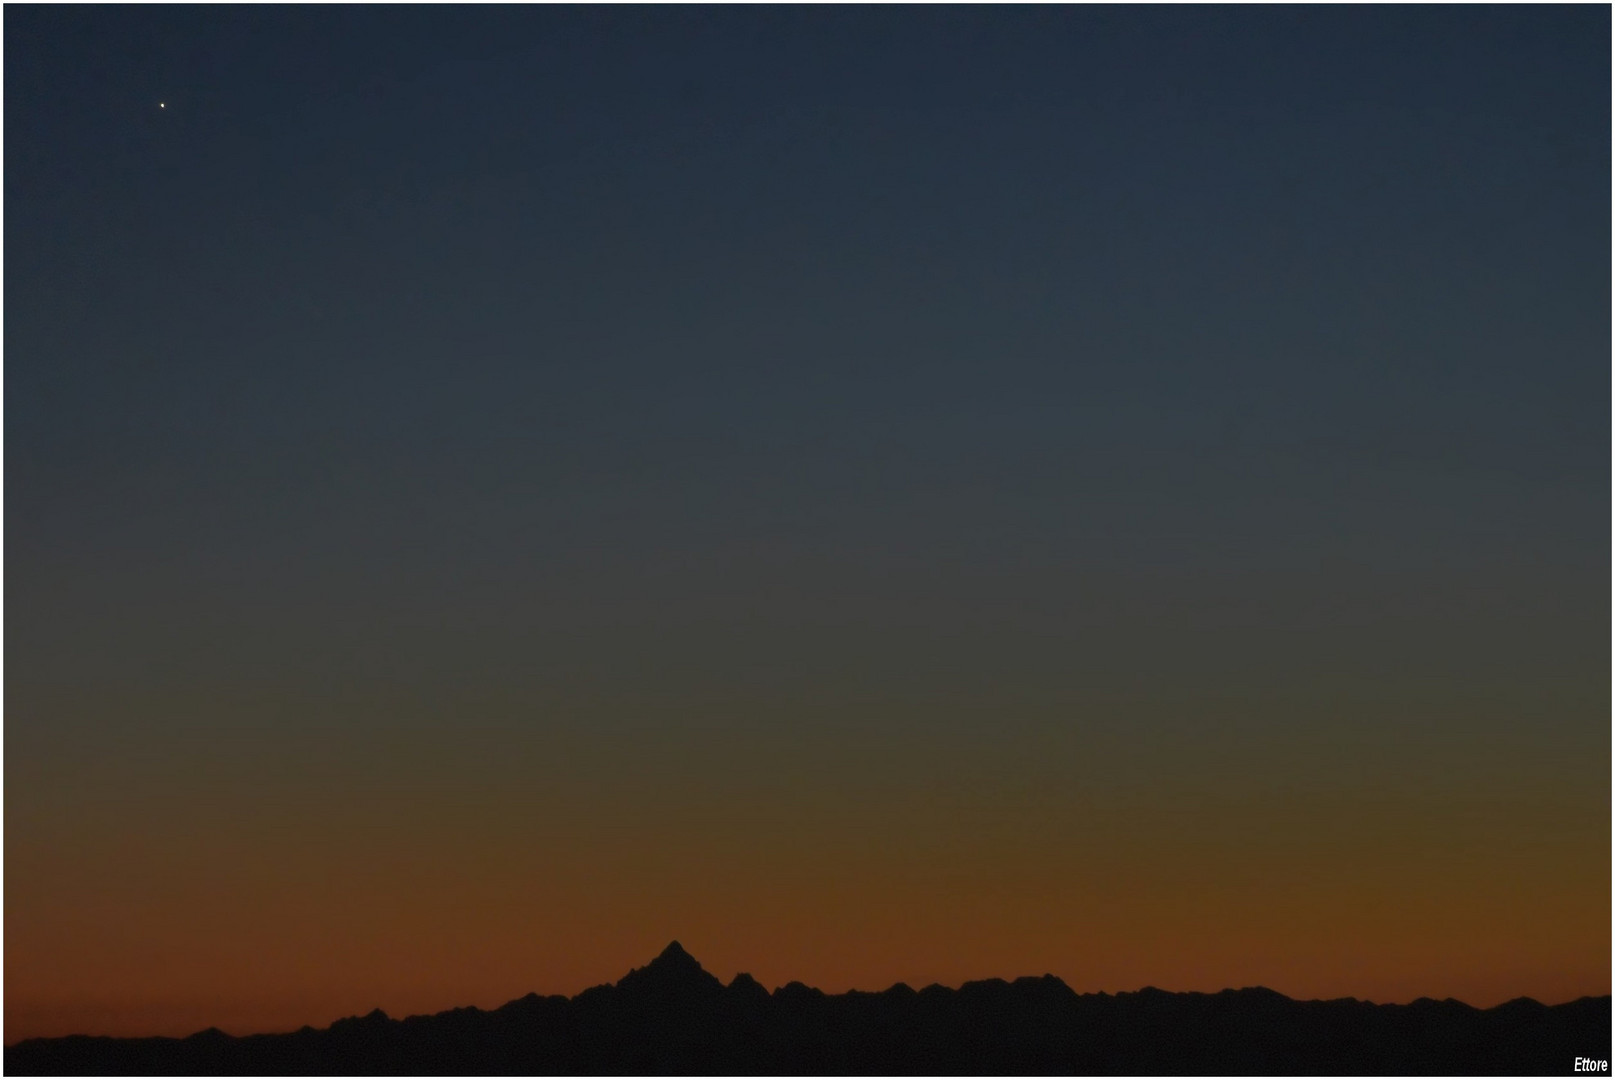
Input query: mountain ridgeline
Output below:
<box><xmin>8</xmin><ymin>942</ymin><xmax>1609</xmax><ymax>1075</ymax></box>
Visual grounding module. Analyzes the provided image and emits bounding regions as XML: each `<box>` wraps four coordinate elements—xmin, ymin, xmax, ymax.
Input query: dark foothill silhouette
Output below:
<box><xmin>7</xmin><ymin>941</ymin><xmax>1609</xmax><ymax>1075</ymax></box>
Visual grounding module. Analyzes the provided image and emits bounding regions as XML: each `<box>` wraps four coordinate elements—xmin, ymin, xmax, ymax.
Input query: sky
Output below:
<box><xmin>6</xmin><ymin>4</ymin><xmax>1610</xmax><ymax>1041</ymax></box>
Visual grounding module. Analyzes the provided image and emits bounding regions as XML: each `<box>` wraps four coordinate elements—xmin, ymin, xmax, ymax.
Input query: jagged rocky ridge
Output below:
<box><xmin>8</xmin><ymin>942</ymin><xmax>1610</xmax><ymax>1075</ymax></box>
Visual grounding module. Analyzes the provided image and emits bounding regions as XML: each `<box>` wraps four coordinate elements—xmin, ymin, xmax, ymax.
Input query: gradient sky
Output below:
<box><xmin>6</xmin><ymin>5</ymin><xmax>1610</xmax><ymax>1041</ymax></box>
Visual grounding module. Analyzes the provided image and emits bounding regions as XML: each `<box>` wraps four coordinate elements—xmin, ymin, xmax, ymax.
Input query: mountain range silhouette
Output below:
<box><xmin>7</xmin><ymin>941</ymin><xmax>1609</xmax><ymax>1074</ymax></box>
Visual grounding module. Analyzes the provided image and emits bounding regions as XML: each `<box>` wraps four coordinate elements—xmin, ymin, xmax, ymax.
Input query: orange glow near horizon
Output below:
<box><xmin>8</xmin><ymin>728</ymin><xmax>1609</xmax><ymax>1041</ymax></box>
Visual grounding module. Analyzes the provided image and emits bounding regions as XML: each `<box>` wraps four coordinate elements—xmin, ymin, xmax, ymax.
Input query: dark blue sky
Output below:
<box><xmin>6</xmin><ymin>5</ymin><xmax>1610</xmax><ymax>1034</ymax></box>
<box><xmin>12</xmin><ymin>4</ymin><xmax>1607</xmax><ymax>692</ymax></box>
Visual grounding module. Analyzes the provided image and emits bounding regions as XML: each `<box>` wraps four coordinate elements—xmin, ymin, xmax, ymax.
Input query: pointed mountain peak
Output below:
<box><xmin>617</xmin><ymin>940</ymin><xmax>722</xmax><ymax>996</ymax></box>
<box><xmin>656</xmin><ymin>940</ymin><xmax>695</xmax><ymax>964</ymax></box>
